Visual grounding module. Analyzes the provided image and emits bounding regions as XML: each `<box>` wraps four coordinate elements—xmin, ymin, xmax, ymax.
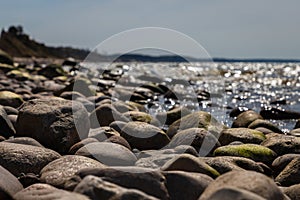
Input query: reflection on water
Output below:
<box><xmin>79</xmin><ymin>62</ymin><xmax>300</xmax><ymax>131</ymax></box>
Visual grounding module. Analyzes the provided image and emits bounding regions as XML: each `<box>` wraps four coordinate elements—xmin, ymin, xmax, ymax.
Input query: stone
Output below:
<box><xmin>62</xmin><ymin>58</ymin><xmax>78</xmax><ymax>67</ymax></box>
<box><xmin>88</xmin><ymin>126</ymin><xmax>120</xmax><ymax>141</ymax></box>
<box><xmin>14</xmin><ymin>183</ymin><xmax>89</xmax><ymax>200</ymax></box>
<box><xmin>272</xmin><ymin>154</ymin><xmax>300</xmax><ymax>176</ymax></box>
<box><xmin>0</xmin><ymin>165</ymin><xmax>23</xmax><ymax>198</ymax></box>
<box><xmin>270</xmin><ymin>98</ymin><xmax>287</xmax><ymax>105</ymax></box>
<box><xmin>199</xmin><ymin>170</ymin><xmax>287</xmax><ymax>200</ymax></box>
<box><xmin>123</xmin><ymin>111</ymin><xmax>160</xmax><ymax>126</ymax></box>
<box><xmin>232</xmin><ymin>110</ymin><xmax>263</xmax><ymax>128</ymax></box>
<box><xmin>40</xmin><ymin>155</ymin><xmax>105</xmax><ymax>188</ymax></box>
<box><xmin>282</xmin><ymin>184</ymin><xmax>300</xmax><ymax>200</ymax></box>
<box><xmin>0</xmin><ymin>106</ymin><xmax>15</xmax><ymax>138</ymax></box>
<box><xmin>7</xmin><ymin>114</ymin><xmax>17</xmax><ymax>129</ymax></box>
<box><xmin>255</xmin><ymin>127</ymin><xmax>274</xmax><ymax>135</ymax></box>
<box><xmin>127</xmin><ymin>101</ymin><xmax>146</xmax><ymax>112</ymax></box>
<box><xmin>136</xmin><ymin>153</ymin><xmax>182</xmax><ymax>169</ymax></box>
<box><xmin>75</xmin><ymin>97</ymin><xmax>95</xmax><ymax>112</ymax></box>
<box><xmin>261</xmin><ymin>133</ymin><xmax>300</xmax><ymax>156</ymax></box>
<box><xmin>275</xmin><ymin>157</ymin><xmax>300</xmax><ymax>187</ymax></box>
<box><xmin>248</xmin><ymin>119</ymin><xmax>283</xmax><ymax>134</ymax></box>
<box><xmin>0</xmin><ymin>91</ymin><xmax>23</xmax><ymax>108</ymax></box>
<box><xmin>120</xmin><ymin>121</ymin><xmax>170</xmax><ymax>150</ymax></box>
<box><xmin>104</xmin><ymin>135</ymin><xmax>131</xmax><ymax>150</ymax></box>
<box><xmin>219</xmin><ymin>128</ymin><xmax>266</xmax><ymax>145</ymax></box>
<box><xmin>156</xmin><ymin>106</ymin><xmax>192</xmax><ymax>125</ymax></box>
<box><xmin>166</xmin><ymin>111</ymin><xmax>226</xmax><ymax>139</ymax></box>
<box><xmin>0</xmin><ymin>63</ymin><xmax>14</xmax><ymax>73</ymax></box>
<box><xmin>205</xmin><ymin>187</ymin><xmax>267</xmax><ymax>200</ymax></box>
<box><xmin>166</xmin><ymin>128</ymin><xmax>220</xmax><ymax>156</ymax></box>
<box><xmin>140</xmin><ymin>83</ymin><xmax>165</xmax><ymax>94</ymax></box>
<box><xmin>16</xmin><ymin>98</ymin><xmax>90</xmax><ymax>154</ymax></box>
<box><xmin>112</xmin><ymin>101</ymin><xmax>139</xmax><ymax>113</ymax></box>
<box><xmin>295</xmin><ymin>119</ymin><xmax>300</xmax><ymax>129</ymax></box>
<box><xmin>18</xmin><ymin>173</ymin><xmax>40</xmax><ymax>188</ymax></box>
<box><xmin>37</xmin><ymin>64</ymin><xmax>66</xmax><ymax>79</ymax></box>
<box><xmin>3</xmin><ymin>106</ymin><xmax>18</xmax><ymax>115</ymax></box>
<box><xmin>60</xmin><ymin>91</ymin><xmax>86</xmax><ymax>100</ymax></box>
<box><xmin>33</xmin><ymin>80</ymin><xmax>65</xmax><ymax>94</ymax></box>
<box><xmin>75</xmin><ymin>142</ymin><xmax>137</xmax><ymax>166</ymax></box>
<box><xmin>163</xmin><ymin>171</ymin><xmax>213</xmax><ymax>200</ymax></box>
<box><xmin>109</xmin><ymin>120</ymin><xmax>127</xmax><ymax>133</ymax></box>
<box><xmin>213</xmin><ymin>144</ymin><xmax>277</xmax><ymax>165</ymax></box>
<box><xmin>87</xmin><ymin>95</ymin><xmax>110</xmax><ymax>104</ymax></box>
<box><xmin>0</xmin><ymin>49</ymin><xmax>13</xmax><ymax>65</ymax></box>
<box><xmin>4</xmin><ymin>137</ymin><xmax>43</xmax><ymax>147</ymax></box>
<box><xmin>56</xmin><ymin>78</ymin><xmax>95</xmax><ymax>97</ymax></box>
<box><xmin>73</xmin><ymin>167</ymin><xmax>169</xmax><ymax>200</ymax></box>
<box><xmin>229</xmin><ymin>107</ymin><xmax>250</xmax><ymax>118</ymax></box>
<box><xmin>74</xmin><ymin>175</ymin><xmax>158</xmax><ymax>200</ymax></box>
<box><xmin>161</xmin><ymin>154</ymin><xmax>220</xmax><ymax>178</ymax></box>
<box><xmin>6</xmin><ymin>69</ymin><xmax>32</xmax><ymax>81</ymax></box>
<box><xmin>202</xmin><ymin>156</ymin><xmax>265</xmax><ymax>175</ymax></box>
<box><xmin>289</xmin><ymin>128</ymin><xmax>300</xmax><ymax>137</ymax></box>
<box><xmin>137</xmin><ymin>145</ymin><xmax>198</xmax><ymax>159</ymax></box>
<box><xmin>0</xmin><ymin>142</ymin><xmax>60</xmax><ymax>177</ymax></box>
<box><xmin>261</xmin><ymin>106</ymin><xmax>300</xmax><ymax>120</ymax></box>
<box><xmin>89</xmin><ymin>104</ymin><xmax>128</xmax><ymax>128</ymax></box>
<box><xmin>68</xmin><ymin>138</ymin><xmax>99</xmax><ymax>154</ymax></box>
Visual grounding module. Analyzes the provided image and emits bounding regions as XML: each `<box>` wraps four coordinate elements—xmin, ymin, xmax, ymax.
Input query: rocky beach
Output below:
<box><xmin>1</xmin><ymin>46</ymin><xmax>300</xmax><ymax>200</ymax></box>
<box><xmin>1</xmin><ymin>27</ymin><xmax>300</xmax><ymax>200</ymax></box>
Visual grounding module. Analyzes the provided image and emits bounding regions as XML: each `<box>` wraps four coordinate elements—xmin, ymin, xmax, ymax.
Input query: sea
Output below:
<box><xmin>77</xmin><ymin>61</ymin><xmax>300</xmax><ymax>133</ymax></box>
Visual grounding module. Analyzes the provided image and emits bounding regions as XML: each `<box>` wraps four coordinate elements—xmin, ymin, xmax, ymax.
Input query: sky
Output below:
<box><xmin>1</xmin><ymin>0</ymin><xmax>300</xmax><ymax>59</ymax></box>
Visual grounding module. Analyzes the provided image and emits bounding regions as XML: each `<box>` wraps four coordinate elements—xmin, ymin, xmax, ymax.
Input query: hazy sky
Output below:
<box><xmin>1</xmin><ymin>0</ymin><xmax>299</xmax><ymax>59</ymax></box>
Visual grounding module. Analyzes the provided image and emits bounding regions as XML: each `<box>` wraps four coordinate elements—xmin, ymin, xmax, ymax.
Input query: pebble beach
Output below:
<box><xmin>1</xmin><ymin>49</ymin><xmax>300</xmax><ymax>200</ymax></box>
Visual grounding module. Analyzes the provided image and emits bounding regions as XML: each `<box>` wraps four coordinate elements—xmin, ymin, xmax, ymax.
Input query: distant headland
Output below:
<box><xmin>1</xmin><ymin>26</ymin><xmax>299</xmax><ymax>63</ymax></box>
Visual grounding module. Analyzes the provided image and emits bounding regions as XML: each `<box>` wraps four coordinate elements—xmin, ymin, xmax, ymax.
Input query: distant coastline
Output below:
<box><xmin>1</xmin><ymin>26</ymin><xmax>299</xmax><ymax>63</ymax></box>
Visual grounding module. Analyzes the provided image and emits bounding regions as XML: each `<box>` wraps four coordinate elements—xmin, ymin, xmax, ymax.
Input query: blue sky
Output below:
<box><xmin>1</xmin><ymin>0</ymin><xmax>299</xmax><ymax>59</ymax></box>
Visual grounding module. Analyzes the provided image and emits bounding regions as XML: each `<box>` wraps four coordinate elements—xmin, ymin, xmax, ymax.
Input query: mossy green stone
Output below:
<box><xmin>213</xmin><ymin>144</ymin><xmax>277</xmax><ymax>164</ymax></box>
<box><xmin>219</xmin><ymin>128</ymin><xmax>266</xmax><ymax>145</ymax></box>
<box><xmin>123</xmin><ymin>111</ymin><xmax>160</xmax><ymax>126</ymax></box>
<box><xmin>130</xmin><ymin>113</ymin><xmax>152</xmax><ymax>122</ymax></box>
<box><xmin>0</xmin><ymin>63</ymin><xmax>15</xmax><ymax>73</ymax></box>
<box><xmin>206</xmin><ymin>165</ymin><xmax>221</xmax><ymax>178</ymax></box>
<box><xmin>0</xmin><ymin>91</ymin><xmax>24</xmax><ymax>108</ymax></box>
<box><xmin>7</xmin><ymin>69</ymin><xmax>32</xmax><ymax>80</ymax></box>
